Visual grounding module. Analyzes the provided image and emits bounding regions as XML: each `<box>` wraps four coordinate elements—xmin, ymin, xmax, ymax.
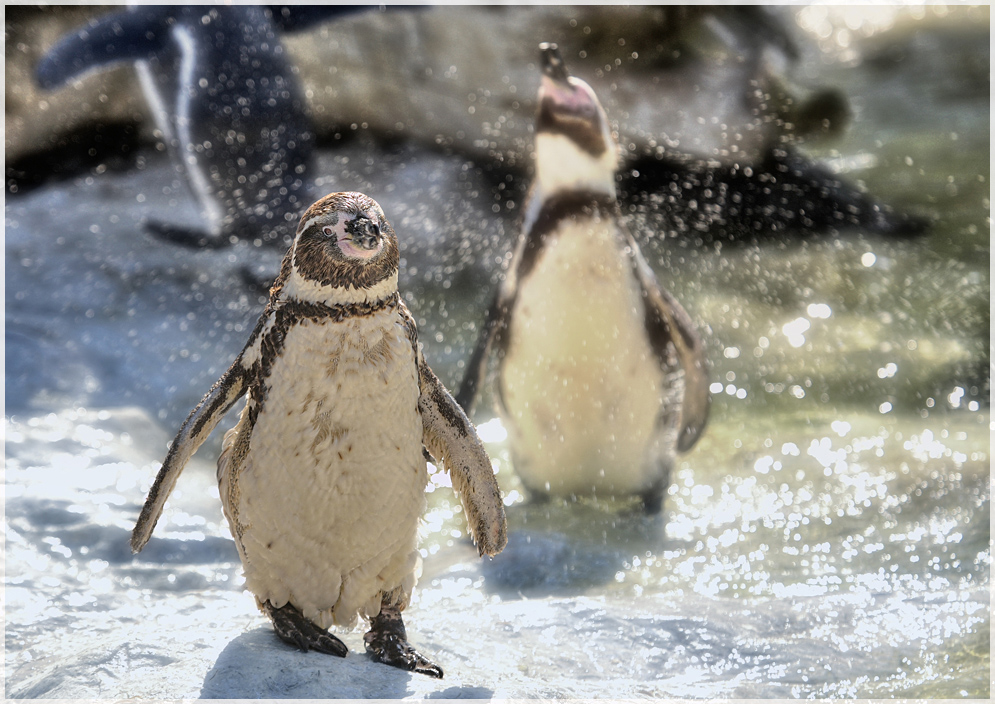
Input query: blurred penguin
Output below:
<box><xmin>458</xmin><ymin>44</ymin><xmax>710</xmax><ymax>513</ymax></box>
<box><xmin>35</xmin><ymin>6</ymin><xmax>367</xmax><ymax>249</ymax></box>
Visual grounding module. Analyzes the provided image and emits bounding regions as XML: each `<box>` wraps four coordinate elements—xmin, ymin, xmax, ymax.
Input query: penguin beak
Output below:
<box><xmin>343</xmin><ymin>216</ymin><xmax>382</xmax><ymax>251</ymax></box>
<box><xmin>337</xmin><ymin>215</ymin><xmax>384</xmax><ymax>259</ymax></box>
<box><xmin>537</xmin><ymin>44</ymin><xmax>598</xmax><ymax>129</ymax></box>
<box><xmin>539</xmin><ymin>42</ymin><xmax>570</xmax><ymax>84</ymax></box>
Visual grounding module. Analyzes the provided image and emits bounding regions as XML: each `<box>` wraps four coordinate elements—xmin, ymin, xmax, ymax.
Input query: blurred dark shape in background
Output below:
<box><xmin>26</xmin><ymin>6</ymin><xmax>370</xmax><ymax>248</ymax></box>
<box><xmin>7</xmin><ymin>6</ymin><xmax>931</xmax><ymax>246</ymax></box>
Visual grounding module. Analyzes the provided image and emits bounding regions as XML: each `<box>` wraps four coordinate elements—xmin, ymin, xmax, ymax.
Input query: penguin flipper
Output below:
<box><xmin>35</xmin><ymin>8</ymin><xmax>170</xmax><ymax>90</ymax></box>
<box><xmin>454</xmin><ymin>283</ymin><xmax>513</xmax><ymax>415</ymax></box>
<box><xmin>627</xmin><ymin>237</ymin><xmax>711</xmax><ymax>452</ymax></box>
<box><xmin>418</xmin><ymin>357</ymin><xmax>507</xmax><ymax>558</ymax></box>
<box><xmin>131</xmin><ymin>360</ymin><xmax>249</xmax><ymax>553</ymax></box>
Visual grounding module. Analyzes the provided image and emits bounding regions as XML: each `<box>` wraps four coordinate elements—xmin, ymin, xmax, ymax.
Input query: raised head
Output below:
<box><xmin>273</xmin><ymin>192</ymin><xmax>400</xmax><ymax>306</ymax></box>
<box><xmin>534</xmin><ymin>43</ymin><xmax>619</xmax><ymax>198</ymax></box>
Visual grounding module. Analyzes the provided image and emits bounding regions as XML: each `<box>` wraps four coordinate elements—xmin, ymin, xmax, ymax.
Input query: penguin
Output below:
<box><xmin>35</xmin><ymin>6</ymin><xmax>365</xmax><ymax>249</ymax></box>
<box><xmin>456</xmin><ymin>44</ymin><xmax>711</xmax><ymax>514</ymax></box>
<box><xmin>131</xmin><ymin>191</ymin><xmax>507</xmax><ymax>678</ymax></box>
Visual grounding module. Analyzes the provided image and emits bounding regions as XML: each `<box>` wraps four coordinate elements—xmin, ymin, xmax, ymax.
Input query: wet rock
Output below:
<box><xmin>7</xmin><ymin>6</ymin><xmax>841</xmax><ymax>171</ymax></box>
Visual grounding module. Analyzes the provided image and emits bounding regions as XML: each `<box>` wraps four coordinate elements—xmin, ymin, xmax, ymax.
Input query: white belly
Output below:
<box><xmin>219</xmin><ymin>310</ymin><xmax>425</xmax><ymax>629</ymax></box>
<box><xmin>500</xmin><ymin>217</ymin><xmax>668</xmax><ymax>498</ymax></box>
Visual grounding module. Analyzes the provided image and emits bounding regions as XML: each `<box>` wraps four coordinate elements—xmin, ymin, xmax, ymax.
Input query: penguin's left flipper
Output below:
<box><xmin>627</xmin><ymin>235</ymin><xmax>711</xmax><ymax>452</ymax></box>
<box><xmin>417</xmin><ymin>357</ymin><xmax>508</xmax><ymax>558</ymax></box>
<box><xmin>364</xmin><ymin>601</ymin><xmax>444</xmax><ymax>679</ymax></box>
<box><xmin>131</xmin><ymin>356</ymin><xmax>250</xmax><ymax>553</ymax></box>
<box><xmin>454</xmin><ymin>281</ymin><xmax>513</xmax><ymax>416</ymax></box>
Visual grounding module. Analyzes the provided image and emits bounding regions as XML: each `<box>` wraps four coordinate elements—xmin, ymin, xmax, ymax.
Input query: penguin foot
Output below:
<box><xmin>263</xmin><ymin>600</ymin><xmax>348</xmax><ymax>657</ymax></box>
<box><xmin>364</xmin><ymin>603</ymin><xmax>444</xmax><ymax>679</ymax></box>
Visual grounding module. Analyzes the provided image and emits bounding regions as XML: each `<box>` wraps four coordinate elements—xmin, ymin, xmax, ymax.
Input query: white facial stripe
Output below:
<box><xmin>281</xmin><ymin>267</ymin><xmax>399</xmax><ymax>307</ymax></box>
<box><xmin>297</xmin><ymin>213</ymin><xmax>327</xmax><ymax>236</ymax></box>
<box><xmin>298</xmin><ymin>212</ymin><xmax>382</xmax><ymax>256</ymax></box>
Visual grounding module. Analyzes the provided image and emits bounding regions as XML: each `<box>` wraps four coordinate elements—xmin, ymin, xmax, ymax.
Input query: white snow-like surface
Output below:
<box><xmin>5</xmin><ymin>149</ymin><xmax>989</xmax><ymax>698</ymax></box>
<box><xmin>5</xmin><ymin>403</ymin><xmax>989</xmax><ymax>698</ymax></box>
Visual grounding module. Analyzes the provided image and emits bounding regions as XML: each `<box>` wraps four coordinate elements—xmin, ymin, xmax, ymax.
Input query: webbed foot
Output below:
<box><xmin>364</xmin><ymin>602</ymin><xmax>444</xmax><ymax>679</ymax></box>
<box><xmin>263</xmin><ymin>600</ymin><xmax>348</xmax><ymax>657</ymax></box>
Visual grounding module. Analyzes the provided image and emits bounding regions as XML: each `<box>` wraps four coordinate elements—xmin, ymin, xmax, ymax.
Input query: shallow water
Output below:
<box><xmin>4</xmin><ymin>6</ymin><xmax>990</xmax><ymax>699</ymax></box>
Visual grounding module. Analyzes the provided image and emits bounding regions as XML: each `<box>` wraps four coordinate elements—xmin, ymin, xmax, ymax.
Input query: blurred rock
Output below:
<box><xmin>5</xmin><ymin>6</ymin><xmax>154</xmax><ymax>183</ymax></box>
<box><xmin>7</xmin><ymin>6</ymin><xmax>843</xmax><ymax>174</ymax></box>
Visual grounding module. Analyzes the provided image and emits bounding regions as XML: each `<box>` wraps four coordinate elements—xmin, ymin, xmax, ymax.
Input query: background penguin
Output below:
<box><xmin>34</xmin><ymin>6</ymin><xmax>365</xmax><ymax>249</ymax></box>
<box><xmin>131</xmin><ymin>191</ymin><xmax>507</xmax><ymax>678</ymax></box>
<box><xmin>457</xmin><ymin>44</ymin><xmax>711</xmax><ymax>514</ymax></box>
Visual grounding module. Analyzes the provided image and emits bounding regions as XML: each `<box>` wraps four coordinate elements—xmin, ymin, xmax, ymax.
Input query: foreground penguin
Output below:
<box><xmin>457</xmin><ymin>44</ymin><xmax>710</xmax><ymax>513</ymax></box>
<box><xmin>132</xmin><ymin>191</ymin><xmax>507</xmax><ymax>678</ymax></box>
<box><xmin>35</xmin><ymin>6</ymin><xmax>363</xmax><ymax>248</ymax></box>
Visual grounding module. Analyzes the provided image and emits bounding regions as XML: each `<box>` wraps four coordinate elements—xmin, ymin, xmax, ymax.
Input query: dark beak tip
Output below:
<box><xmin>539</xmin><ymin>42</ymin><xmax>569</xmax><ymax>81</ymax></box>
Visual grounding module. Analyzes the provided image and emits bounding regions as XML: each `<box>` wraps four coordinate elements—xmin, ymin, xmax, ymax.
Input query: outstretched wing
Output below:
<box><xmin>35</xmin><ymin>7</ymin><xmax>170</xmax><ymax>89</ymax></box>
<box><xmin>419</xmin><ymin>356</ymin><xmax>507</xmax><ymax>558</ymax></box>
<box><xmin>131</xmin><ymin>360</ymin><xmax>248</xmax><ymax>553</ymax></box>
<box><xmin>626</xmin><ymin>234</ymin><xmax>711</xmax><ymax>452</ymax></box>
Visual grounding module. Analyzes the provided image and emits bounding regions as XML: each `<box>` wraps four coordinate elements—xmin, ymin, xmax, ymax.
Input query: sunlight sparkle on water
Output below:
<box><xmin>782</xmin><ymin>317</ymin><xmax>811</xmax><ymax>348</ymax></box>
<box><xmin>806</xmin><ymin>303</ymin><xmax>832</xmax><ymax>319</ymax></box>
<box><xmin>947</xmin><ymin>386</ymin><xmax>965</xmax><ymax>408</ymax></box>
<box><xmin>476</xmin><ymin>417</ymin><xmax>508</xmax><ymax>443</ymax></box>
<box><xmin>831</xmin><ymin>420</ymin><xmax>852</xmax><ymax>437</ymax></box>
<box><xmin>877</xmin><ymin>362</ymin><xmax>898</xmax><ymax>379</ymax></box>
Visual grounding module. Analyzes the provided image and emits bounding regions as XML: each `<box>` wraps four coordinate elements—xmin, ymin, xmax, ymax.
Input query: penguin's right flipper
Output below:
<box><xmin>627</xmin><ymin>237</ymin><xmax>711</xmax><ymax>453</ymax></box>
<box><xmin>131</xmin><ymin>358</ymin><xmax>249</xmax><ymax>553</ymax></box>
<box><xmin>35</xmin><ymin>8</ymin><xmax>171</xmax><ymax>89</ymax></box>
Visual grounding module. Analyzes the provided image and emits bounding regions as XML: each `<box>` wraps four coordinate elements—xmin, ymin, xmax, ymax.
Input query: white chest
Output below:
<box><xmin>500</xmin><ymin>217</ymin><xmax>667</xmax><ymax>496</ymax></box>
<box><xmin>219</xmin><ymin>309</ymin><xmax>427</xmax><ymax>628</ymax></box>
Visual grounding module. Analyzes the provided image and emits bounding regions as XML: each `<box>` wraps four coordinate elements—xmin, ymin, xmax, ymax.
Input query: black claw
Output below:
<box><xmin>364</xmin><ymin>603</ymin><xmax>444</xmax><ymax>679</ymax></box>
<box><xmin>365</xmin><ymin>632</ymin><xmax>444</xmax><ymax>679</ymax></box>
<box><xmin>263</xmin><ymin>600</ymin><xmax>348</xmax><ymax>658</ymax></box>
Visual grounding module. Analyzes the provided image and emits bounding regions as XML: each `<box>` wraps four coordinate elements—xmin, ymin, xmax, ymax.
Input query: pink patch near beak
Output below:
<box><xmin>338</xmin><ymin>238</ymin><xmax>382</xmax><ymax>260</ymax></box>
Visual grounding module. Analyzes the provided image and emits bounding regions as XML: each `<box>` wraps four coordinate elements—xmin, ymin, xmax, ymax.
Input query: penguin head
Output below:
<box><xmin>533</xmin><ymin>43</ymin><xmax>619</xmax><ymax>198</ymax></box>
<box><xmin>275</xmin><ymin>192</ymin><xmax>400</xmax><ymax>303</ymax></box>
